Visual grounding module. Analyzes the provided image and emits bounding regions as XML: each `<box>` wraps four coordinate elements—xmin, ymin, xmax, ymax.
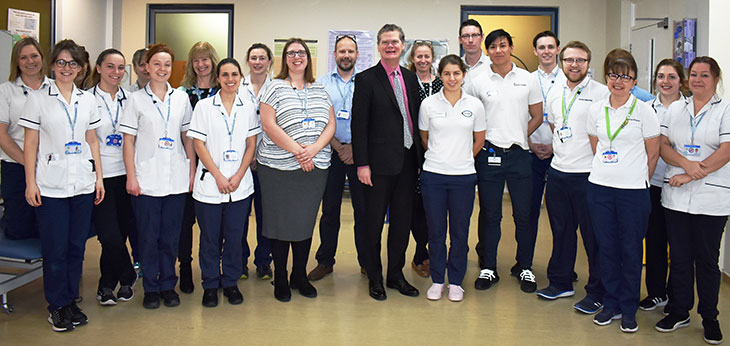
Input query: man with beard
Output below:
<box><xmin>536</xmin><ymin>41</ymin><xmax>608</xmax><ymax>316</ymax></box>
<box><xmin>308</xmin><ymin>34</ymin><xmax>368</xmax><ymax>280</ymax></box>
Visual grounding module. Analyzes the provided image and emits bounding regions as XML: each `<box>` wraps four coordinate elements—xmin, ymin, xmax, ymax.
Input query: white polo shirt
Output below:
<box><xmin>661</xmin><ymin>95</ymin><xmax>730</xmax><ymax>216</ymax></box>
<box><xmin>187</xmin><ymin>93</ymin><xmax>262</xmax><ymax>204</ymax></box>
<box><xmin>647</xmin><ymin>95</ymin><xmax>686</xmax><ymax>187</ymax></box>
<box><xmin>119</xmin><ymin>83</ymin><xmax>192</xmax><ymax>197</ymax></box>
<box><xmin>0</xmin><ymin>76</ymin><xmax>52</xmax><ymax>162</ymax></box>
<box><xmin>91</xmin><ymin>85</ymin><xmax>128</xmax><ymax>178</ymax></box>
<box><xmin>464</xmin><ymin>63</ymin><xmax>542</xmax><ymax>150</ymax></box>
<box><xmin>531</xmin><ymin>65</ymin><xmax>566</xmax><ymax>145</ymax></box>
<box><xmin>419</xmin><ymin>90</ymin><xmax>486</xmax><ymax>175</ymax></box>
<box><xmin>462</xmin><ymin>52</ymin><xmax>491</xmax><ymax>89</ymax></box>
<box><xmin>586</xmin><ymin>94</ymin><xmax>660</xmax><ymax>189</ymax></box>
<box><xmin>19</xmin><ymin>81</ymin><xmax>102</xmax><ymax>198</ymax></box>
<box><xmin>546</xmin><ymin>76</ymin><xmax>609</xmax><ymax>173</ymax></box>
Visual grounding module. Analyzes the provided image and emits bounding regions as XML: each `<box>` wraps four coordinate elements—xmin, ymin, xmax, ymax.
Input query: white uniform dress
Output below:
<box><xmin>91</xmin><ymin>85</ymin><xmax>128</xmax><ymax>178</ymax></box>
<box><xmin>0</xmin><ymin>76</ymin><xmax>52</xmax><ymax>162</ymax></box>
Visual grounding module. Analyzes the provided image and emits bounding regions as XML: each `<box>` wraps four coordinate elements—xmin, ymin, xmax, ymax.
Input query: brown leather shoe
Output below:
<box><xmin>307</xmin><ymin>264</ymin><xmax>333</xmax><ymax>281</ymax></box>
<box><xmin>411</xmin><ymin>260</ymin><xmax>430</xmax><ymax>278</ymax></box>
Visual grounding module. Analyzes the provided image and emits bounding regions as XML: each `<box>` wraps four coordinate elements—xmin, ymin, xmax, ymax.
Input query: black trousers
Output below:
<box><xmin>665</xmin><ymin>209</ymin><xmax>727</xmax><ymax>319</ymax></box>
<box><xmin>410</xmin><ymin>187</ymin><xmax>429</xmax><ymax>265</ymax></box>
<box><xmin>644</xmin><ymin>185</ymin><xmax>670</xmax><ymax>299</ymax></box>
<box><xmin>178</xmin><ymin>192</ymin><xmax>196</xmax><ymax>265</ymax></box>
<box><xmin>364</xmin><ymin>148</ymin><xmax>417</xmax><ymax>282</ymax></box>
<box><xmin>92</xmin><ymin>175</ymin><xmax>137</xmax><ymax>289</ymax></box>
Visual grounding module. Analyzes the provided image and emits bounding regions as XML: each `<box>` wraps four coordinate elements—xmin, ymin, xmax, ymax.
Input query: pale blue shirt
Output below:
<box><xmin>317</xmin><ymin>69</ymin><xmax>356</xmax><ymax>144</ymax></box>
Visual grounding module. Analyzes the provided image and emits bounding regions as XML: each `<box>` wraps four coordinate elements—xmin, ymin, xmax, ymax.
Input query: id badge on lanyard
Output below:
<box><xmin>158</xmin><ymin>137</ymin><xmax>175</xmax><ymax>149</ymax></box>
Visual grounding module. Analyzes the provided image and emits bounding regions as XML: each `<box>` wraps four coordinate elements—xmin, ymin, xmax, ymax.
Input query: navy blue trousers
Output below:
<box><xmin>665</xmin><ymin>209</ymin><xmax>727</xmax><ymax>319</ymax></box>
<box><xmin>421</xmin><ymin>171</ymin><xmax>476</xmax><ymax>286</ymax></box>
<box><xmin>316</xmin><ymin>151</ymin><xmax>367</xmax><ymax>267</ymax></box>
<box><xmin>644</xmin><ymin>185</ymin><xmax>670</xmax><ymax>299</ymax></box>
<box><xmin>475</xmin><ymin>145</ymin><xmax>533</xmax><ymax>270</ymax></box>
<box><xmin>528</xmin><ymin>153</ymin><xmax>551</xmax><ymax>253</ymax></box>
<box><xmin>36</xmin><ymin>193</ymin><xmax>94</xmax><ymax>311</ymax></box>
<box><xmin>587</xmin><ymin>183</ymin><xmax>650</xmax><ymax>319</ymax></box>
<box><xmin>134</xmin><ymin>194</ymin><xmax>186</xmax><ymax>292</ymax></box>
<box><xmin>544</xmin><ymin>168</ymin><xmax>604</xmax><ymax>299</ymax></box>
<box><xmin>196</xmin><ymin>197</ymin><xmax>250</xmax><ymax>289</ymax></box>
<box><xmin>242</xmin><ymin>171</ymin><xmax>272</xmax><ymax>267</ymax></box>
<box><xmin>1</xmin><ymin>161</ymin><xmax>38</xmax><ymax>239</ymax></box>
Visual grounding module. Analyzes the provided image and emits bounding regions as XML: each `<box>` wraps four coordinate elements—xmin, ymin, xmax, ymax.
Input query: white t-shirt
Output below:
<box><xmin>0</xmin><ymin>76</ymin><xmax>52</xmax><ymax>162</ymax></box>
<box><xmin>91</xmin><ymin>85</ymin><xmax>128</xmax><ymax>178</ymax></box>
<box><xmin>188</xmin><ymin>93</ymin><xmax>261</xmax><ymax>204</ymax></box>
<box><xmin>463</xmin><ymin>63</ymin><xmax>542</xmax><ymax>150</ymax></box>
<box><xmin>18</xmin><ymin>81</ymin><xmax>101</xmax><ymax>198</ymax></box>
<box><xmin>661</xmin><ymin>95</ymin><xmax>730</xmax><ymax>216</ymax></box>
<box><xmin>530</xmin><ymin>65</ymin><xmax>566</xmax><ymax>145</ymax></box>
<box><xmin>546</xmin><ymin>76</ymin><xmax>609</xmax><ymax>173</ymax></box>
<box><xmin>419</xmin><ymin>90</ymin><xmax>486</xmax><ymax>175</ymax></box>
<box><xmin>647</xmin><ymin>95</ymin><xmax>686</xmax><ymax>187</ymax></box>
<box><xmin>586</xmin><ymin>95</ymin><xmax>660</xmax><ymax>189</ymax></box>
<box><xmin>119</xmin><ymin>83</ymin><xmax>192</xmax><ymax>197</ymax></box>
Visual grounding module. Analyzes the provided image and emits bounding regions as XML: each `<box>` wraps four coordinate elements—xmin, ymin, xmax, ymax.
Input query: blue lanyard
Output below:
<box><xmin>245</xmin><ymin>84</ymin><xmax>260</xmax><ymax>113</ymax></box>
<box><xmin>220</xmin><ymin>100</ymin><xmax>238</xmax><ymax>150</ymax></box>
<box><xmin>335</xmin><ymin>75</ymin><xmax>353</xmax><ymax>110</ymax></box>
<box><xmin>561</xmin><ymin>87</ymin><xmax>582</xmax><ymax>126</ymax></box>
<box><xmin>151</xmin><ymin>94</ymin><xmax>171</xmax><ymax>137</ymax></box>
<box><xmin>689</xmin><ymin>105</ymin><xmax>711</xmax><ymax>145</ymax></box>
<box><xmin>538</xmin><ymin>68</ymin><xmax>558</xmax><ymax>104</ymax></box>
<box><xmin>100</xmin><ymin>92</ymin><xmax>121</xmax><ymax>134</ymax></box>
<box><xmin>58</xmin><ymin>100</ymin><xmax>78</xmax><ymax>140</ymax></box>
<box><xmin>289</xmin><ymin>78</ymin><xmax>309</xmax><ymax>117</ymax></box>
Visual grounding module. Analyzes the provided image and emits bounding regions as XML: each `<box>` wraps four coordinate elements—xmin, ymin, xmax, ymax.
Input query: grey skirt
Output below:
<box><xmin>257</xmin><ymin>164</ymin><xmax>328</xmax><ymax>241</ymax></box>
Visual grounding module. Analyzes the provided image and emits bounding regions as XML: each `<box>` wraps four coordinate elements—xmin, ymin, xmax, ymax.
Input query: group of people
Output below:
<box><xmin>1</xmin><ymin>19</ymin><xmax>728</xmax><ymax>345</ymax></box>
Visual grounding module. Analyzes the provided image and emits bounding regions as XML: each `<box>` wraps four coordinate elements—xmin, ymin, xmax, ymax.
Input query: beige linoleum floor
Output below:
<box><xmin>1</xmin><ymin>196</ymin><xmax>727</xmax><ymax>345</ymax></box>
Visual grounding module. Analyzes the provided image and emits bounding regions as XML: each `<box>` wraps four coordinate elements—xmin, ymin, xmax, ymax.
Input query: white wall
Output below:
<box><xmin>56</xmin><ymin>0</ymin><xmax>108</xmax><ymax>61</ymax></box>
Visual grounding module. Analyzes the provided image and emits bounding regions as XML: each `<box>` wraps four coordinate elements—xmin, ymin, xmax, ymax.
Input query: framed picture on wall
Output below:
<box><xmin>147</xmin><ymin>4</ymin><xmax>234</xmax><ymax>87</ymax></box>
<box><xmin>461</xmin><ymin>6</ymin><xmax>558</xmax><ymax>73</ymax></box>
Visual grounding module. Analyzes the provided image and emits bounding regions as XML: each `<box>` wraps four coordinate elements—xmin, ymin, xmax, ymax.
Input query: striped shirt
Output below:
<box><xmin>257</xmin><ymin>79</ymin><xmax>332</xmax><ymax>170</ymax></box>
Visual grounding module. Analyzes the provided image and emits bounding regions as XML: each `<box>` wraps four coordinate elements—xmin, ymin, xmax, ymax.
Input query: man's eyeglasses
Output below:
<box><xmin>459</xmin><ymin>33</ymin><xmax>482</xmax><ymax>40</ymax></box>
<box><xmin>562</xmin><ymin>58</ymin><xmax>588</xmax><ymax>65</ymax></box>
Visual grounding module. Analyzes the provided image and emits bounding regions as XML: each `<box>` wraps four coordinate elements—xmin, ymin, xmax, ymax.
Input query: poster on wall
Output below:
<box><xmin>274</xmin><ymin>39</ymin><xmax>318</xmax><ymax>77</ymax></box>
<box><xmin>7</xmin><ymin>8</ymin><xmax>40</xmax><ymax>42</ymax></box>
<box><xmin>326</xmin><ymin>30</ymin><xmax>374</xmax><ymax>73</ymax></box>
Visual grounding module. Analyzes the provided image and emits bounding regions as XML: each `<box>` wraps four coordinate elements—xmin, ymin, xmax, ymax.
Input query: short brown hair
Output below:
<box><xmin>603</xmin><ymin>49</ymin><xmax>637</xmax><ymax>83</ymax></box>
<box><xmin>9</xmin><ymin>37</ymin><xmax>46</xmax><ymax>81</ymax></box>
<box><xmin>559</xmin><ymin>41</ymin><xmax>592</xmax><ymax>66</ymax></box>
<box><xmin>146</xmin><ymin>43</ymin><xmax>175</xmax><ymax>64</ymax></box>
<box><xmin>274</xmin><ymin>38</ymin><xmax>314</xmax><ymax>83</ymax></box>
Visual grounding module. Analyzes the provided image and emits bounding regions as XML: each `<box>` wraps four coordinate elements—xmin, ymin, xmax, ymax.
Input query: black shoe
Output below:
<box><xmin>290</xmin><ymin>278</ymin><xmax>317</xmax><ymax>298</ymax></box>
<box><xmin>96</xmin><ymin>287</ymin><xmax>118</xmax><ymax>306</ymax></box>
<box><xmin>223</xmin><ymin>286</ymin><xmax>244</xmax><ymax>305</ymax></box>
<box><xmin>179</xmin><ymin>263</ymin><xmax>194</xmax><ymax>293</ymax></box>
<box><xmin>143</xmin><ymin>292</ymin><xmax>161</xmax><ymax>309</ymax></box>
<box><xmin>510</xmin><ymin>264</ymin><xmax>537</xmax><ymax>293</ymax></box>
<box><xmin>620</xmin><ymin>318</ymin><xmax>639</xmax><ymax>333</ymax></box>
<box><xmin>639</xmin><ymin>295</ymin><xmax>668</xmax><ymax>311</ymax></box>
<box><xmin>256</xmin><ymin>265</ymin><xmax>272</xmax><ymax>280</ymax></box>
<box><xmin>64</xmin><ymin>302</ymin><xmax>88</xmax><ymax>326</ymax></box>
<box><xmin>369</xmin><ymin>280</ymin><xmax>387</xmax><ymax>301</ymax></box>
<box><xmin>117</xmin><ymin>285</ymin><xmax>134</xmax><ymax>302</ymax></box>
<box><xmin>572</xmin><ymin>271</ymin><xmax>579</xmax><ymax>282</ymax></box>
<box><xmin>474</xmin><ymin>268</ymin><xmax>500</xmax><ymax>290</ymax></box>
<box><xmin>703</xmin><ymin>319</ymin><xmax>723</xmax><ymax>345</ymax></box>
<box><xmin>656</xmin><ymin>313</ymin><xmax>690</xmax><ymax>332</ymax></box>
<box><xmin>201</xmin><ymin>288</ymin><xmax>218</xmax><ymax>307</ymax></box>
<box><xmin>161</xmin><ymin>290</ymin><xmax>180</xmax><ymax>307</ymax></box>
<box><xmin>240</xmin><ymin>266</ymin><xmax>249</xmax><ymax>280</ymax></box>
<box><xmin>48</xmin><ymin>308</ymin><xmax>74</xmax><ymax>332</ymax></box>
<box><xmin>273</xmin><ymin>279</ymin><xmax>292</xmax><ymax>302</ymax></box>
<box><xmin>386</xmin><ymin>278</ymin><xmax>419</xmax><ymax>297</ymax></box>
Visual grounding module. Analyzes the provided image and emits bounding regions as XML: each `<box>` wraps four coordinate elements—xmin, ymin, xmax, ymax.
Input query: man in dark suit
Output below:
<box><xmin>351</xmin><ymin>23</ymin><xmax>423</xmax><ymax>301</ymax></box>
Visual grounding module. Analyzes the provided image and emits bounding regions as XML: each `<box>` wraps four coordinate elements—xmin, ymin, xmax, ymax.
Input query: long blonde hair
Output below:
<box><xmin>9</xmin><ymin>37</ymin><xmax>46</xmax><ymax>81</ymax></box>
<box><xmin>181</xmin><ymin>41</ymin><xmax>219</xmax><ymax>89</ymax></box>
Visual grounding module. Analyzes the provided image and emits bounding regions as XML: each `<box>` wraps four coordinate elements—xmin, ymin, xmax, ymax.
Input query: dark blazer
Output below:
<box><xmin>351</xmin><ymin>61</ymin><xmax>423</xmax><ymax>175</ymax></box>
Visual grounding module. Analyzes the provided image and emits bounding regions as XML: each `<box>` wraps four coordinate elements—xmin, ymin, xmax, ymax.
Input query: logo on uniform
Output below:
<box><xmin>462</xmin><ymin>110</ymin><xmax>473</xmax><ymax>117</ymax></box>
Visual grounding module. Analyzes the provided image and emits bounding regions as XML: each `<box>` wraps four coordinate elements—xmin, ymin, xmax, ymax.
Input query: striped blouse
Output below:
<box><xmin>257</xmin><ymin>79</ymin><xmax>332</xmax><ymax>170</ymax></box>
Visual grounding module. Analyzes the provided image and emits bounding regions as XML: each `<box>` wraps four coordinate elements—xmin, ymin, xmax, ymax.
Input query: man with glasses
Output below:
<box><xmin>459</xmin><ymin>19</ymin><xmax>491</xmax><ymax>88</ymax></box>
<box><xmin>536</xmin><ymin>41</ymin><xmax>608</xmax><ymax>316</ymax></box>
<box><xmin>352</xmin><ymin>24</ymin><xmax>423</xmax><ymax>301</ymax></box>
<box><xmin>308</xmin><ymin>35</ymin><xmax>367</xmax><ymax>281</ymax></box>
<box><xmin>464</xmin><ymin>29</ymin><xmax>543</xmax><ymax>294</ymax></box>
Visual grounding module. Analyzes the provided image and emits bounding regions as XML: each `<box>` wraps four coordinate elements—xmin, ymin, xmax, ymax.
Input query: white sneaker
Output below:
<box><xmin>427</xmin><ymin>283</ymin><xmax>444</xmax><ymax>300</ymax></box>
<box><xmin>448</xmin><ymin>285</ymin><xmax>464</xmax><ymax>302</ymax></box>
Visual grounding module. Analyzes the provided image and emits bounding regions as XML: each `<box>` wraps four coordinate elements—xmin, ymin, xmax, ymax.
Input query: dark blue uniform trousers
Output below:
<box><xmin>1</xmin><ymin>161</ymin><xmax>38</xmax><ymax>239</ymax></box>
<box><xmin>587</xmin><ymin>183</ymin><xmax>650</xmax><ymax>319</ymax></box>
<box><xmin>36</xmin><ymin>193</ymin><xmax>94</xmax><ymax>311</ymax></box>
<box><xmin>197</xmin><ymin>197</ymin><xmax>250</xmax><ymax>289</ymax></box>
<box><xmin>528</xmin><ymin>153</ymin><xmax>551</xmax><ymax>253</ymax></box>
<box><xmin>242</xmin><ymin>171</ymin><xmax>272</xmax><ymax>268</ymax></box>
<box><xmin>544</xmin><ymin>168</ymin><xmax>604</xmax><ymax>299</ymax></box>
<box><xmin>134</xmin><ymin>194</ymin><xmax>186</xmax><ymax>293</ymax></box>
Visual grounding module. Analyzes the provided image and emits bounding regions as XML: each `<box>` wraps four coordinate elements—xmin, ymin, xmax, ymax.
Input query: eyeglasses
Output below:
<box><xmin>55</xmin><ymin>59</ymin><xmax>79</xmax><ymax>69</ymax></box>
<box><xmin>335</xmin><ymin>34</ymin><xmax>357</xmax><ymax>44</ymax></box>
<box><xmin>607</xmin><ymin>73</ymin><xmax>635</xmax><ymax>82</ymax></box>
<box><xmin>413</xmin><ymin>40</ymin><xmax>433</xmax><ymax>46</ymax></box>
<box><xmin>459</xmin><ymin>33</ymin><xmax>482</xmax><ymax>40</ymax></box>
<box><xmin>286</xmin><ymin>50</ymin><xmax>307</xmax><ymax>58</ymax></box>
<box><xmin>562</xmin><ymin>58</ymin><xmax>588</xmax><ymax>65</ymax></box>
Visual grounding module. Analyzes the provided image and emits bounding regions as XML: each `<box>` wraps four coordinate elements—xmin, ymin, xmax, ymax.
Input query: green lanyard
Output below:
<box><xmin>604</xmin><ymin>97</ymin><xmax>637</xmax><ymax>149</ymax></box>
<box><xmin>561</xmin><ymin>87</ymin><xmax>582</xmax><ymax>126</ymax></box>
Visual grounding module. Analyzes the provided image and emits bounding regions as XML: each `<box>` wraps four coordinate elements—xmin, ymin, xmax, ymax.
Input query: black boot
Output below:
<box><xmin>179</xmin><ymin>262</ymin><xmax>194</xmax><ymax>294</ymax></box>
<box><xmin>274</xmin><ymin>270</ymin><xmax>291</xmax><ymax>302</ymax></box>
